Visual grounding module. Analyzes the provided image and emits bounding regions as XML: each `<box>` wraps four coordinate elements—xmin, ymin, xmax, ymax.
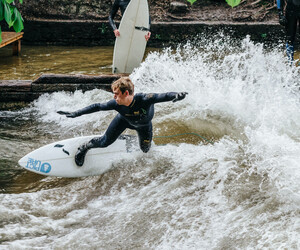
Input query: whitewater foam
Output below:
<box><xmin>1</xmin><ymin>35</ymin><xmax>300</xmax><ymax>249</ymax></box>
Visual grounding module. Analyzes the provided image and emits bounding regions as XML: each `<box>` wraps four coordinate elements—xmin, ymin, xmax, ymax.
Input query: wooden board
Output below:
<box><xmin>0</xmin><ymin>32</ymin><xmax>24</xmax><ymax>48</ymax></box>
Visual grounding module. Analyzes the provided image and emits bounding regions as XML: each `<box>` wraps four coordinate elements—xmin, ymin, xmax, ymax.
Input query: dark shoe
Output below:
<box><xmin>75</xmin><ymin>144</ymin><xmax>90</xmax><ymax>167</ymax></box>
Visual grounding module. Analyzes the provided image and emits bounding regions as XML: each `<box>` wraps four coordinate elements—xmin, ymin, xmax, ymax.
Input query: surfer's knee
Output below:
<box><xmin>90</xmin><ymin>135</ymin><xmax>115</xmax><ymax>148</ymax></box>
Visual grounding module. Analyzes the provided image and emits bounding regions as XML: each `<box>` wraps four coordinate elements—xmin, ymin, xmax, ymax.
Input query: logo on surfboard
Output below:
<box><xmin>25</xmin><ymin>158</ymin><xmax>52</xmax><ymax>174</ymax></box>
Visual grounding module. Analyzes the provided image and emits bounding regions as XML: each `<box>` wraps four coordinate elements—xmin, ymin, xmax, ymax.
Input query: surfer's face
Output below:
<box><xmin>113</xmin><ymin>87</ymin><xmax>128</xmax><ymax>105</ymax></box>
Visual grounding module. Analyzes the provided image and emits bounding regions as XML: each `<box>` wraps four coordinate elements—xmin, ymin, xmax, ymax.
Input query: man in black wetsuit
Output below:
<box><xmin>58</xmin><ymin>77</ymin><xmax>187</xmax><ymax>166</ymax></box>
<box><xmin>109</xmin><ymin>0</ymin><xmax>151</xmax><ymax>41</ymax></box>
<box><xmin>278</xmin><ymin>0</ymin><xmax>300</xmax><ymax>62</ymax></box>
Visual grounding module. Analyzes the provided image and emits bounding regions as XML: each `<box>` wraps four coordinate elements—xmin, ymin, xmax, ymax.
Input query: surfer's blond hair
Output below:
<box><xmin>112</xmin><ymin>77</ymin><xmax>134</xmax><ymax>95</ymax></box>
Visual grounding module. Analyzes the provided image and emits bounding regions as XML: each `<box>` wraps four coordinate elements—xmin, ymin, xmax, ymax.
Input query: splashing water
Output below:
<box><xmin>1</xmin><ymin>35</ymin><xmax>300</xmax><ymax>249</ymax></box>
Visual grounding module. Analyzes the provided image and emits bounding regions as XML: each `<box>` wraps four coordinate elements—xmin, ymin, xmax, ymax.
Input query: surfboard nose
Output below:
<box><xmin>18</xmin><ymin>156</ymin><xmax>27</xmax><ymax>168</ymax></box>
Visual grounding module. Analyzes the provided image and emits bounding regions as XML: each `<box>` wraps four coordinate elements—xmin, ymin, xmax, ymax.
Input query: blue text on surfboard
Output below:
<box><xmin>26</xmin><ymin>158</ymin><xmax>52</xmax><ymax>173</ymax></box>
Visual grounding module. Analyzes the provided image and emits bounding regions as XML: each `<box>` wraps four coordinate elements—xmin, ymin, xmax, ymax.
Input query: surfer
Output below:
<box><xmin>278</xmin><ymin>0</ymin><xmax>300</xmax><ymax>62</ymax></box>
<box><xmin>109</xmin><ymin>0</ymin><xmax>151</xmax><ymax>41</ymax></box>
<box><xmin>57</xmin><ymin>77</ymin><xmax>188</xmax><ymax>166</ymax></box>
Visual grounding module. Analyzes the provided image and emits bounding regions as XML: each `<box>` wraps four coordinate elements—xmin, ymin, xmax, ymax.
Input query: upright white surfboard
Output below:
<box><xmin>112</xmin><ymin>0</ymin><xmax>149</xmax><ymax>74</ymax></box>
<box><xmin>18</xmin><ymin>135</ymin><xmax>138</xmax><ymax>178</ymax></box>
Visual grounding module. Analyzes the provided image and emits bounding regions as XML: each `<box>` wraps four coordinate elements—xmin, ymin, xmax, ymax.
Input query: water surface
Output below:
<box><xmin>0</xmin><ymin>45</ymin><xmax>156</xmax><ymax>79</ymax></box>
<box><xmin>0</xmin><ymin>35</ymin><xmax>300</xmax><ymax>249</ymax></box>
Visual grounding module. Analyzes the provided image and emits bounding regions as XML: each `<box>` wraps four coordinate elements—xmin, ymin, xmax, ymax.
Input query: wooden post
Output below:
<box><xmin>12</xmin><ymin>40</ymin><xmax>21</xmax><ymax>56</ymax></box>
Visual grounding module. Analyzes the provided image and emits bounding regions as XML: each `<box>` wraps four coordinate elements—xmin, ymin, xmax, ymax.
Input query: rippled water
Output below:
<box><xmin>0</xmin><ymin>35</ymin><xmax>300</xmax><ymax>249</ymax></box>
<box><xmin>0</xmin><ymin>45</ymin><xmax>157</xmax><ymax>79</ymax></box>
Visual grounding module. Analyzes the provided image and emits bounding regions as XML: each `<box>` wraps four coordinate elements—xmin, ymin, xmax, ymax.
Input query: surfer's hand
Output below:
<box><xmin>57</xmin><ymin>111</ymin><xmax>77</xmax><ymax>118</ymax></box>
<box><xmin>173</xmin><ymin>92</ymin><xmax>188</xmax><ymax>102</ymax></box>
<box><xmin>114</xmin><ymin>29</ymin><xmax>120</xmax><ymax>37</ymax></box>
<box><xmin>145</xmin><ymin>32</ymin><xmax>151</xmax><ymax>41</ymax></box>
<box><xmin>278</xmin><ymin>10</ymin><xmax>286</xmax><ymax>26</ymax></box>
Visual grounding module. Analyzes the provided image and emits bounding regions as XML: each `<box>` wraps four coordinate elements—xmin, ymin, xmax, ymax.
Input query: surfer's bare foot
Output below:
<box><xmin>75</xmin><ymin>144</ymin><xmax>89</xmax><ymax>167</ymax></box>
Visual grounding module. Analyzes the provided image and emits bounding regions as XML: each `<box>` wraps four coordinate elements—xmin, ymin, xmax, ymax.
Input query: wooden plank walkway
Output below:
<box><xmin>0</xmin><ymin>32</ymin><xmax>24</xmax><ymax>55</ymax></box>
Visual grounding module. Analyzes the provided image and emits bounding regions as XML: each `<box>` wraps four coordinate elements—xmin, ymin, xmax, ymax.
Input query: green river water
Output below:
<box><xmin>0</xmin><ymin>45</ymin><xmax>157</xmax><ymax>80</ymax></box>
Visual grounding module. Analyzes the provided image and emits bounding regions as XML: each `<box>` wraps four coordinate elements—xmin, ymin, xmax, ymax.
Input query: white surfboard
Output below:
<box><xmin>18</xmin><ymin>135</ymin><xmax>138</xmax><ymax>178</ymax></box>
<box><xmin>112</xmin><ymin>0</ymin><xmax>149</xmax><ymax>74</ymax></box>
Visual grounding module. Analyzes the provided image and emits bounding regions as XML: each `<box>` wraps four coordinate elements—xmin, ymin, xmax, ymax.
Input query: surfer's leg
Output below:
<box><xmin>136</xmin><ymin>123</ymin><xmax>153</xmax><ymax>153</ymax></box>
<box><xmin>285</xmin><ymin>9</ymin><xmax>297</xmax><ymax>62</ymax></box>
<box><xmin>75</xmin><ymin>115</ymin><xmax>127</xmax><ymax>166</ymax></box>
<box><xmin>286</xmin><ymin>43</ymin><xmax>294</xmax><ymax>63</ymax></box>
<box><xmin>90</xmin><ymin>115</ymin><xmax>127</xmax><ymax>147</ymax></box>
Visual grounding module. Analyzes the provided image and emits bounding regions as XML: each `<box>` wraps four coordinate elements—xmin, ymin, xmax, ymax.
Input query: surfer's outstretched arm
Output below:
<box><xmin>57</xmin><ymin>100</ymin><xmax>117</xmax><ymax>118</ymax></box>
<box><xmin>143</xmin><ymin>92</ymin><xmax>188</xmax><ymax>104</ymax></box>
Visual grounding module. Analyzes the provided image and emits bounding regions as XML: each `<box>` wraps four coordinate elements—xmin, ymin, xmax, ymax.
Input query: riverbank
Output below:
<box><xmin>16</xmin><ymin>0</ymin><xmax>278</xmax><ymax>24</ymax></box>
<box><xmin>2</xmin><ymin>0</ymin><xmax>283</xmax><ymax>47</ymax></box>
<box><xmin>7</xmin><ymin>19</ymin><xmax>284</xmax><ymax>47</ymax></box>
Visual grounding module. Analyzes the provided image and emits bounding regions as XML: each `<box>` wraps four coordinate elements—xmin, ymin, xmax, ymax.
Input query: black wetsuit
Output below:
<box><xmin>283</xmin><ymin>0</ymin><xmax>300</xmax><ymax>44</ymax></box>
<box><xmin>109</xmin><ymin>0</ymin><xmax>130</xmax><ymax>31</ymax></box>
<box><xmin>278</xmin><ymin>0</ymin><xmax>300</xmax><ymax>60</ymax></box>
<box><xmin>108</xmin><ymin>0</ymin><xmax>151</xmax><ymax>31</ymax></box>
<box><xmin>73</xmin><ymin>92</ymin><xmax>178</xmax><ymax>152</ymax></box>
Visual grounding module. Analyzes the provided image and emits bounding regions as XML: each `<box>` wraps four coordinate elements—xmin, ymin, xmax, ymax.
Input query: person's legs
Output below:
<box><xmin>90</xmin><ymin>115</ymin><xmax>128</xmax><ymax>148</ymax></box>
<box><xmin>136</xmin><ymin>123</ymin><xmax>153</xmax><ymax>153</ymax></box>
<box><xmin>75</xmin><ymin>115</ymin><xmax>128</xmax><ymax>166</ymax></box>
<box><xmin>286</xmin><ymin>8</ymin><xmax>298</xmax><ymax>62</ymax></box>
